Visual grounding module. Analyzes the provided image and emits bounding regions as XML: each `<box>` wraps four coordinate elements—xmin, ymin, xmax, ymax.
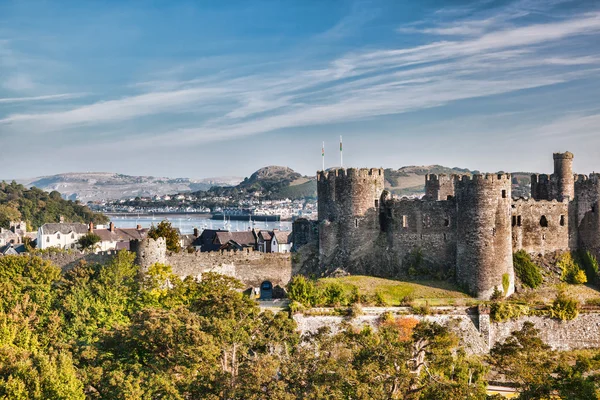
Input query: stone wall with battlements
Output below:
<box><xmin>511</xmin><ymin>198</ymin><xmax>571</xmax><ymax>255</ymax></box>
<box><xmin>38</xmin><ymin>238</ymin><xmax>293</xmax><ymax>290</ymax></box>
<box><xmin>425</xmin><ymin>174</ymin><xmax>458</xmax><ymax>200</ymax></box>
<box><xmin>380</xmin><ymin>197</ymin><xmax>456</xmax><ymax>277</ymax></box>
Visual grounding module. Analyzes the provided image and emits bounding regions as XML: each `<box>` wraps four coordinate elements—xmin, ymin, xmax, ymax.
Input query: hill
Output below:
<box><xmin>197</xmin><ymin>165</ymin><xmax>533</xmax><ymax>201</ymax></box>
<box><xmin>203</xmin><ymin>166</ymin><xmax>318</xmax><ymax>200</ymax></box>
<box><xmin>19</xmin><ymin>172</ymin><xmax>243</xmax><ymax>202</ymax></box>
<box><xmin>0</xmin><ymin>181</ymin><xmax>109</xmax><ymax>230</ymax></box>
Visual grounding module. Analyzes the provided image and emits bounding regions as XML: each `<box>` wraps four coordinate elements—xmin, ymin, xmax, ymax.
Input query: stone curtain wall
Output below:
<box><xmin>166</xmin><ymin>250</ymin><xmax>293</xmax><ymax>287</ymax></box>
<box><xmin>511</xmin><ymin>198</ymin><xmax>570</xmax><ymax>255</ymax></box>
<box><xmin>293</xmin><ymin>308</ymin><xmax>600</xmax><ymax>354</ymax></box>
<box><xmin>39</xmin><ymin>245</ymin><xmax>293</xmax><ymax>289</ymax></box>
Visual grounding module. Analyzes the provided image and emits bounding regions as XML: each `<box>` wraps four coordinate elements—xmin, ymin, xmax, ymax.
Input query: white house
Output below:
<box><xmin>37</xmin><ymin>223</ymin><xmax>89</xmax><ymax>250</ymax></box>
<box><xmin>271</xmin><ymin>231</ymin><xmax>292</xmax><ymax>253</ymax></box>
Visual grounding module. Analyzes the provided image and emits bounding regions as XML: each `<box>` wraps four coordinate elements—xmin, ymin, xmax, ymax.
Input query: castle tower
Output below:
<box><xmin>425</xmin><ymin>174</ymin><xmax>456</xmax><ymax>200</ymax></box>
<box><xmin>317</xmin><ymin>168</ymin><xmax>385</xmax><ymax>269</ymax></box>
<box><xmin>553</xmin><ymin>152</ymin><xmax>575</xmax><ymax>201</ymax></box>
<box><xmin>130</xmin><ymin>237</ymin><xmax>167</xmax><ymax>272</ymax></box>
<box><xmin>455</xmin><ymin>174</ymin><xmax>514</xmax><ymax>299</ymax></box>
<box><xmin>575</xmin><ymin>174</ymin><xmax>600</xmax><ymax>259</ymax></box>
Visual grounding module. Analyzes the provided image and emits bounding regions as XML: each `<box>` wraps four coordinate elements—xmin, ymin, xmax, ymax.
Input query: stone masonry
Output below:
<box><xmin>313</xmin><ymin>152</ymin><xmax>600</xmax><ymax>299</ymax></box>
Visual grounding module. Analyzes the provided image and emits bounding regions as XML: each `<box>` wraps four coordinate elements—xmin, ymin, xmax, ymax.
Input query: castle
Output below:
<box><xmin>316</xmin><ymin>152</ymin><xmax>600</xmax><ymax>299</ymax></box>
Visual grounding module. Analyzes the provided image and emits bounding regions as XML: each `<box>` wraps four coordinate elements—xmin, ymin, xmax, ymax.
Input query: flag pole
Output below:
<box><xmin>322</xmin><ymin>141</ymin><xmax>325</xmax><ymax>171</ymax></box>
<box><xmin>340</xmin><ymin>135</ymin><xmax>343</xmax><ymax>168</ymax></box>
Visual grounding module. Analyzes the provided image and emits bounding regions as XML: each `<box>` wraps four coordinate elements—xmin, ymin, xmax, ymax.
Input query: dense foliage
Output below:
<box><xmin>0</xmin><ymin>181</ymin><xmax>108</xmax><ymax>230</ymax></box>
<box><xmin>1</xmin><ymin>254</ymin><xmax>599</xmax><ymax>399</ymax></box>
<box><xmin>559</xmin><ymin>252</ymin><xmax>588</xmax><ymax>284</ymax></box>
<box><xmin>513</xmin><ymin>250</ymin><xmax>544</xmax><ymax>289</ymax></box>
<box><xmin>0</xmin><ymin>254</ymin><xmax>498</xmax><ymax>399</ymax></box>
<box><xmin>148</xmin><ymin>220</ymin><xmax>181</xmax><ymax>253</ymax></box>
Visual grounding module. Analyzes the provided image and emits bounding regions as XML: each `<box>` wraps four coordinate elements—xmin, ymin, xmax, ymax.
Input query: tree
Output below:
<box><xmin>0</xmin><ymin>204</ymin><xmax>21</xmax><ymax>229</ymax></box>
<box><xmin>148</xmin><ymin>220</ymin><xmax>181</xmax><ymax>253</ymax></box>
<box><xmin>77</xmin><ymin>233</ymin><xmax>101</xmax><ymax>250</ymax></box>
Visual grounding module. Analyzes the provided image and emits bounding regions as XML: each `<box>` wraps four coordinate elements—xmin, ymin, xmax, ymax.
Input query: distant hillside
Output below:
<box><xmin>197</xmin><ymin>165</ymin><xmax>535</xmax><ymax>200</ymax></box>
<box><xmin>204</xmin><ymin>166</ymin><xmax>317</xmax><ymax>200</ymax></box>
<box><xmin>19</xmin><ymin>173</ymin><xmax>243</xmax><ymax>202</ymax></box>
<box><xmin>384</xmin><ymin>165</ymin><xmax>479</xmax><ymax>196</ymax></box>
<box><xmin>0</xmin><ymin>181</ymin><xmax>108</xmax><ymax>230</ymax></box>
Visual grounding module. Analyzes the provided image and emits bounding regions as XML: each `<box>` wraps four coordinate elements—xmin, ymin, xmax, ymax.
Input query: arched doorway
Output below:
<box><xmin>260</xmin><ymin>281</ymin><xmax>273</xmax><ymax>300</ymax></box>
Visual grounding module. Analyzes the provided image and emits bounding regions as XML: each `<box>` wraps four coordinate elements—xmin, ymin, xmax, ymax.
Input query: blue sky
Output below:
<box><xmin>1</xmin><ymin>0</ymin><xmax>600</xmax><ymax>179</ymax></box>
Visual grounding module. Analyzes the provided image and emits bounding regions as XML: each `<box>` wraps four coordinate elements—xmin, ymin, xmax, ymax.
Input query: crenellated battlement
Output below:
<box><xmin>456</xmin><ymin>173</ymin><xmax>512</xmax><ymax>185</ymax></box>
<box><xmin>575</xmin><ymin>173</ymin><xmax>600</xmax><ymax>184</ymax></box>
<box><xmin>318</xmin><ymin>168</ymin><xmax>384</xmax><ymax>182</ymax></box>
<box><xmin>425</xmin><ymin>173</ymin><xmax>461</xmax><ymax>183</ymax></box>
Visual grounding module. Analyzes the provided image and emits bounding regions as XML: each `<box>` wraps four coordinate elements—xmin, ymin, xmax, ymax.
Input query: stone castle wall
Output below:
<box><xmin>511</xmin><ymin>198</ymin><xmax>570</xmax><ymax>255</ymax></box>
<box><xmin>39</xmin><ymin>239</ymin><xmax>293</xmax><ymax>289</ymax></box>
<box><xmin>294</xmin><ymin>308</ymin><xmax>600</xmax><ymax>354</ymax></box>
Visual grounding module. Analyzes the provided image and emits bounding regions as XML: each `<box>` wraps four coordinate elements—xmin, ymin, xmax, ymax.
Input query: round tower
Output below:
<box><xmin>455</xmin><ymin>174</ymin><xmax>514</xmax><ymax>299</ymax></box>
<box><xmin>130</xmin><ymin>237</ymin><xmax>167</xmax><ymax>272</ymax></box>
<box><xmin>553</xmin><ymin>152</ymin><xmax>575</xmax><ymax>201</ymax></box>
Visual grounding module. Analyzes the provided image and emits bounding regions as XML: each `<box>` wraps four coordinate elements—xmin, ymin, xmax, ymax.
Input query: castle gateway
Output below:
<box><xmin>316</xmin><ymin>152</ymin><xmax>600</xmax><ymax>299</ymax></box>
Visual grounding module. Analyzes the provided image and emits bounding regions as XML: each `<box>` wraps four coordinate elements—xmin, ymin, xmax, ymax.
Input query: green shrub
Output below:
<box><xmin>490</xmin><ymin>286</ymin><xmax>504</xmax><ymax>301</ymax></box>
<box><xmin>411</xmin><ymin>302</ymin><xmax>430</xmax><ymax>315</ymax></box>
<box><xmin>348</xmin><ymin>303</ymin><xmax>364</xmax><ymax>319</ymax></box>
<box><xmin>549</xmin><ymin>291</ymin><xmax>579</xmax><ymax>321</ymax></box>
<box><xmin>321</xmin><ymin>281</ymin><xmax>348</xmax><ymax>306</ymax></box>
<box><xmin>559</xmin><ymin>252</ymin><xmax>587</xmax><ymax>285</ymax></box>
<box><xmin>286</xmin><ymin>275</ymin><xmax>320</xmax><ymax>307</ymax></box>
<box><xmin>513</xmin><ymin>251</ymin><xmax>543</xmax><ymax>289</ymax></box>
<box><xmin>374</xmin><ymin>291</ymin><xmax>387</xmax><ymax>306</ymax></box>
<box><xmin>502</xmin><ymin>273</ymin><xmax>510</xmax><ymax>295</ymax></box>
<box><xmin>577</xmin><ymin>250</ymin><xmax>599</xmax><ymax>284</ymax></box>
<box><xmin>490</xmin><ymin>302</ymin><xmax>530</xmax><ymax>322</ymax></box>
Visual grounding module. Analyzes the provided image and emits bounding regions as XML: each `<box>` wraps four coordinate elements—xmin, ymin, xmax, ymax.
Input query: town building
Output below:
<box><xmin>37</xmin><ymin>223</ymin><xmax>89</xmax><ymax>250</ymax></box>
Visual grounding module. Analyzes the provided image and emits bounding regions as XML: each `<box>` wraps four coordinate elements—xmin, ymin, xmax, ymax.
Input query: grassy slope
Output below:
<box><xmin>317</xmin><ymin>275</ymin><xmax>473</xmax><ymax>306</ymax></box>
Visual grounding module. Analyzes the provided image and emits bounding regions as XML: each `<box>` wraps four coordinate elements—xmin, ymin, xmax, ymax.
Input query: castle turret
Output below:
<box><xmin>553</xmin><ymin>152</ymin><xmax>575</xmax><ymax>201</ymax></box>
<box><xmin>130</xmin><ymin>237</ymin><xmax>167</xmax><ymax>272</ymax></box>
<box><xmin>425</xmin><ymin>174</ymin><xmax>457</xmax><ymax>200</ymax></box>
<box><xmin>455</xmin><ymin>174</ymin><xmax>514</xmax><ymax>299</ymax></box>
<box><xmin>317</xmin><ymin>168</ymin><xmax>385</xmax><ymax>269</ymax></box>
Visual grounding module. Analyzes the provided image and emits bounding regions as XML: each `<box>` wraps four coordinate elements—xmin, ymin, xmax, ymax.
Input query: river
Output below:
<box><xmin>107</xmin><ymin>214</ymin><xmax>293</xmax><ymax>234</ymax></box>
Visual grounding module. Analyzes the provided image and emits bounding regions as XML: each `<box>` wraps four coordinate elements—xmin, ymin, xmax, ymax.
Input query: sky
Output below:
<box><xmin>1</xmin><ymin>0</ymin><xmax>600</xmax><ymax>180</ymax></box>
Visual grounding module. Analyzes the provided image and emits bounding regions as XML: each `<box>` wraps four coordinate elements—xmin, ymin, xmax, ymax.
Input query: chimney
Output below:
<box><xmin>193</xmin><ymin>228</ymin><xmax>199</xmax><ymax>237</ymax></box>
<box><xmin>136</xmin><ymin>224</ymin><xmax>142</xmax><ymax>230</ymax></box>
<box><xmin>109</xmin><ymin>222</ymin><xmax>115</xmax><ymax>233</ymax></box>
<box><xmin>59</xmin><ymin>215</ymin><xmax>65</xmax><ymax>223</ymax></box>
<box><xmin>89</xmin><ymin>222</ymin><xmax>94</xmax><ymax>232</ymax></box>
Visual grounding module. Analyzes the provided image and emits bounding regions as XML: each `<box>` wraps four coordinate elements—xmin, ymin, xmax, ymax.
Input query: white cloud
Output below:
<box><xmin>2</xmin><ymin>3</ymin><xmax>600</xmax><ymax>151</ymax></box>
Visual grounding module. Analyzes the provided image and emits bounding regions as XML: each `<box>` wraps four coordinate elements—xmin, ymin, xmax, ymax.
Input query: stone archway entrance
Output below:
<box><xmin>260</xmin><ymin>281</ymin><xmax>273</xmax><ymax>300</ymax></box>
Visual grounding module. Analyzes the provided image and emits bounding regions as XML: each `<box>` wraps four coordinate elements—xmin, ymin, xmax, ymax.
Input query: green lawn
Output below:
<box><xmin>316</xmin><ymin>275</ymin><xmax>474</xmax><ymax>306</ymax></box>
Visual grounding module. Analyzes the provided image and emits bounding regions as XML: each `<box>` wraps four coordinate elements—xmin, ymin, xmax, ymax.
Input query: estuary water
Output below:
<box><xmin>107</xmin><ymin>214</ymin><xmax>292</xmax><ymax>235</ymax></box>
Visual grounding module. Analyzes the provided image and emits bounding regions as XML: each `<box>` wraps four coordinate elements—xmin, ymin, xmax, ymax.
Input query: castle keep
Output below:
<box><xmin>316</xmin><ymin>152</ymin><xmax>600</xmax><ymax>299</ymax></box>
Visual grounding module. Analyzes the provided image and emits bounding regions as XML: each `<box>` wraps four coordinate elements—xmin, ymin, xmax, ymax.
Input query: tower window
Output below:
<box><xmin>444</xmin><ymin>218</ymin><xmax>449</xmax><ymax>227</ymax></box>
<box><xmin>355</xmin><ymin>219</ymin><xmax>358</xmax><ymax>228</ymax></box>
<box><xmin>402</xmin><ymin>215</ymin><xmax>408</xmax><ymax>228</ymax></box>
<box><xmin>374</xmin><ymin>200</ymin><xmax>379</xmax><ymax>208</ymax></box>
<box><xmin>560</xmin><ymin>215</ymin><xmax>565</xmax><ymax>226</ymax></box>
<box><xmin>592</xmin><ymin>205</ymin><xmax>596</xmax><ymax>214</ymax></box>
<box><xmin>502</xmin><ymin>190</ymin><xmax>507</xmax><ymax>199</ymax></box>
<box><xmin>517</xmin><ymin>216</ymin><xmax>522</xmax><ymax>227</ymax></box>
<box><xmin>540</xmin><ymin>215</ymin><xmax>548</xmax><ymax>227</ymax></box>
